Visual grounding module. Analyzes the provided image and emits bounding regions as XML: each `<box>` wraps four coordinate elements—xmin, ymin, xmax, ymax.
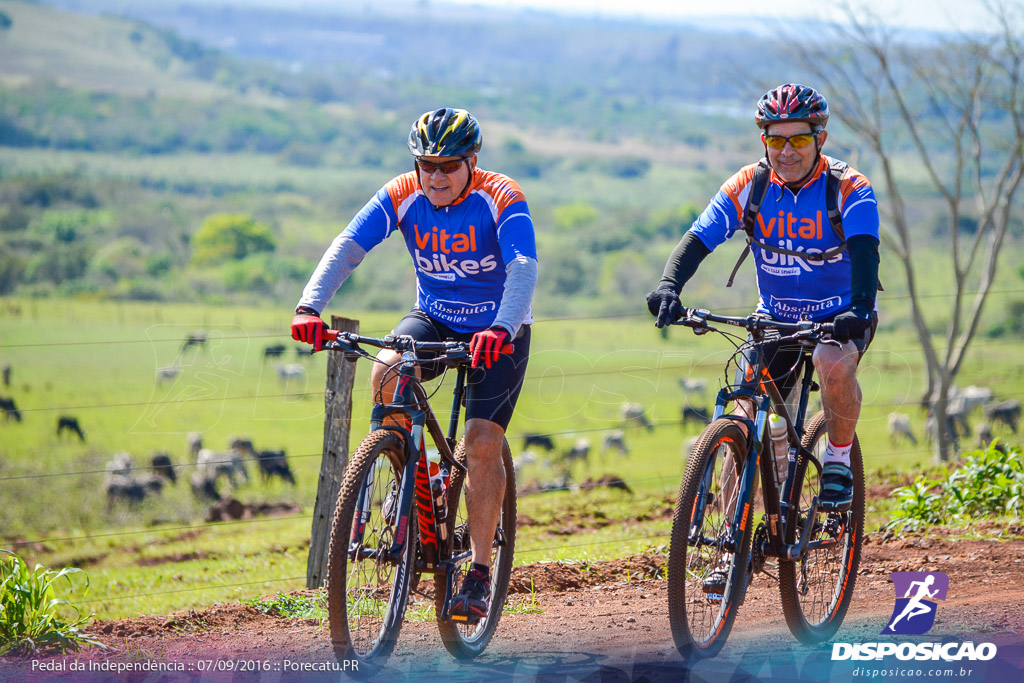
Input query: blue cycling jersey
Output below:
<box><xmin>689</xmin><ymin>155</ymin><xmax>879</xmax><ymax>322</ymax></box>
<box><xmin>303</xmin><ymin>168</ymin><xmax>536</xmax><ymax>334</ymax></box>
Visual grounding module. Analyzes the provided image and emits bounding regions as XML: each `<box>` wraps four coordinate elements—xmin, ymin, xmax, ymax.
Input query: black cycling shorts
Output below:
<box><xmin>390</xmin><ymin>308</ymin><xmax>531</xmax><ymax>430</ymax></box>
<box><xmin>734</xmin><ymin>311</ymin><xmax>877</xmax><ymax>401</ymax></box>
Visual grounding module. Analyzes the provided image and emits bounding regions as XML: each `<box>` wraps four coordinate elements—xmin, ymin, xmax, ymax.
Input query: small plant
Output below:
<box><xmin>0</xmin><ymin>549</ymin><xmax>100</xmax><ymax>656</ymax></box>
<box><xmin>243</xmin><ymin>591</ymin><xmax>327</xmax><ymax>625</ymax></box>
<box><xmin>503</xmin><ymin>578</ymin><xmax>544</xmax><ymax>616</ymax></box>
<box><xmin>887</xmin><ymin>443</ymin><xmax>1023</xmax><ymax>532</ymax></box>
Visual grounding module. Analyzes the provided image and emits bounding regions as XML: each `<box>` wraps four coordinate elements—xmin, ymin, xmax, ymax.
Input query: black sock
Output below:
<box><xmin>471</xmin><ymin>562</ymin><xmax>490</xmax><ymax>577</ymax></box>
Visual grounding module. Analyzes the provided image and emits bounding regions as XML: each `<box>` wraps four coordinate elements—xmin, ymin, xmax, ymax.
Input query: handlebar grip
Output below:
<box><xmin>500</xmin><ymin>343</ymin><xmax>515</xmax><ymax>355</ymax></box>
<box><xmin>322</xmin><ymin>329</ymin><xmax>340</xmax><ymax>342</ymax></box>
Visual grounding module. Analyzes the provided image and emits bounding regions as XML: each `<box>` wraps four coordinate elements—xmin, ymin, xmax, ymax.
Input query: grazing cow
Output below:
<box><xmin>190</xmin><ymin>470</ymin><xmax>221</xmax><ymax>502</ymax></box>
<box><xmin>256</xmin><ymin>449</ymin><xmax>296</xmax><ymax>485</ymax></box>
<box><xmin>621</xmin><ymin>402</ymin><xmax>653</xmax><ymax>431</ymax></box>
<box><xmin>56</xmin><ymin>415</ymin><xmax>85</xmax><ymax>441</ymax></box>
<box><xmin>105</xmin><ymin>451</ymin><xmax>136</xmax><ymax>477</ymax></box>
<box><xmin>522</xmin><ymin>433</ymin><xmax>556</xmax><ymax>452</ymax></box>
<box><xmin>562</xmin><ymin>438</ymin><xmax>591</xmax><ymax>466</ymax></box>
<box><xmin>186</xmin><ymin>432</ymin><xmax>203</xmax><ymax>459</ymax></box>
<box><xmin>295</xmin><ymin>345</ymin><xmax>312</xmax><ymax>360</ymax></box>
<box><xmin>104</xmin><ymin>452</ymin><xmax>164</xmax><ymax>509</ymax></box>
<box><xmin>601</xmin><ymin>429</ymin><xmax>629</xmax><ymax>456</ymax></box>
<box><xmin>156</xmin><ymin>364</ymin><xmax>181</xmax><ymax>384</ymax></box>
<box><xmin>681</xmin><ymin>405</ymin><xmax>710</xmax><ymax>427</ymax></box>
<box><xmin>181</xmin><ymin>332</ymin><xmax>207</xmax><ymax>354</ymax></box>
<box><xmin>274</xmin><ymin>360</ymin><xmax>305</xmax><ymax>387</ymax></box>
<box><xmin>945</xmin><ymin>395</ymin><xmax>971</xmax><ymax>439</ymax></box>
<box><xmin>959</xmin><ymin>385</ymin><xmax>993</xmax><ymax>416</ymax></box>
<box><xmin>0</xmin><ymin>396</ymin><xmax>22</xmax><ymax>423</ymax></box>
<box><xmin>263</xmin><ymin>344</ymin><xmax>286</xmax><ymax>361</ymax></box>
<box><xmin>887</xmin><ymin>412</ymin><xmax>917</xmax><ymax>446</ymax></box>
<box><xmin>975</xmin><ymin>422</ymin><xmax>994</xmax><ymax>449</ymax></box>
<box><xmin>150</xmin><ymin>452</ymin><xmax>177</xmax><ymax>484</ymax></box>
<box><xmin>678</xmin><ymin>378</ymin><xmax>708</xmax><ymax>406</ymax></box>
<box><xmin>196</xmin><ymin>447</ymin><xmax>250</xmax><ymax>487</ymax></box>
<box><xmin>984</xmin><ymin>399</ymin><xmax>1021</xmax><ymax>433</ymax></box>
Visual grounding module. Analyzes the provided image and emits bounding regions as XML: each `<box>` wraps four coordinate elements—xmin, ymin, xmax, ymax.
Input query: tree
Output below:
<box><xmin>190</xmin><ymin>213</ymin><xmax>275</xmax><ymax>266</ymax></box>
<box><xmin>798</xmin><ymin>3</ymin><xmax>1024</xmax><ymax>461</ymax></box>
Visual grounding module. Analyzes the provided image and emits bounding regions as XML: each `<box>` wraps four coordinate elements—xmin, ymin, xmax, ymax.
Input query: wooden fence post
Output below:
<box><xmin>306</xmin><ymin>315</ymin><xmax>359</xmax><ymax>589</ymax></box>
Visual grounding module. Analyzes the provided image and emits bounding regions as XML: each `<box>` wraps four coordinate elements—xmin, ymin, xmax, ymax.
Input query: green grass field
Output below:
<box><xmin>1</xmin><ymin>297</ymin><xmax>1021</xmax><ymax>620</ymax></box>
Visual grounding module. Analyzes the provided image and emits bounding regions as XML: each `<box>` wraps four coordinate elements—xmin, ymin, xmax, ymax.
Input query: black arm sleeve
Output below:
<box><xmin>847</xmin><ymin>234</ymin><xmax>880</xmax><ymax>312</ymax></box>
<box><xmin>658</xmin><ymin>231</ymin><xmax>712</xmax><ymax>293</ymax></box>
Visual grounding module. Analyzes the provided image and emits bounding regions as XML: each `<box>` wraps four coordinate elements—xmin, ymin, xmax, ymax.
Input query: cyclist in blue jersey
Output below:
<box><xmin>292</xmin><ymin>107</ymin><xmax>537</xmax><ymax>623</ymax></box>
<box><xmin>646</xmin><ymin>84</ymin><xmax>881</xmax><ymax>512</ymax></box>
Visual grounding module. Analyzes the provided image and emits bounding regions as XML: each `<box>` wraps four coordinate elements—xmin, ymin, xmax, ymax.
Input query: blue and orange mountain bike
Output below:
<box><xmin>321</xmin><ymin>330</ymin><xmax>517</xmax><ymax>664</ymax></box>
<box><xmin>667</xmin><ymin>309</ymin><xmax>864</xmax><ymax>657</ymax></box>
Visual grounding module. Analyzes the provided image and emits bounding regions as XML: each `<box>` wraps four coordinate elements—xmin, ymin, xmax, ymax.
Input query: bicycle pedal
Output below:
<box><xmin>449</xmin><ymin>613</ymin><xmax>481</xmax><ymax>625</ymax></box>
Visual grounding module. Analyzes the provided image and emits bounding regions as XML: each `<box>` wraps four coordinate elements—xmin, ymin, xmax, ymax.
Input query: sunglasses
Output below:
<box><xmin>764</xmin><ymin>133</ymin><xmax>818</xmax><ymax>150</ymax></box>
<box><xmin>416</xmin><ymin>157</ymin><xmax>470</xmax><ymax>175</ymax></box>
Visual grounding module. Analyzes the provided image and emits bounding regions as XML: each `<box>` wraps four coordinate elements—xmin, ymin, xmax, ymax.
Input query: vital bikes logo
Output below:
<box><xmin>755</xmin><ymin>209</ymin><xmax>843</xmax><ymax>275</ymax></box>
<box><xmin>831</xmin><ymin>571</ymin><xmax>998</xmax><ymax>663</ymax></box>
<box><xmin>413</xmin><ymin>224</ymin><xmax>497</xmax><ymax>280</ymax></box>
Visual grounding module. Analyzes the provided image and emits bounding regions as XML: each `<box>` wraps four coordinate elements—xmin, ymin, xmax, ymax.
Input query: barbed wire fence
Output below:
<box><xmin>1</xmin><ymin>290</ymin><xmax>1021</xmax><ymax>610</ymax></box>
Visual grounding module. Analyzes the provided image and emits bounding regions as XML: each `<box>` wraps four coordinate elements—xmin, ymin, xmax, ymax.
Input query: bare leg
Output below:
<box><xmin>463</xmin><ymin>418</ymin><xmax>507</xmax><ymax>568</ymax></box>
<box><xmin>812</xmin><ymin>341</ymin><xmax>861</xmax><ymax>446</ymax></box>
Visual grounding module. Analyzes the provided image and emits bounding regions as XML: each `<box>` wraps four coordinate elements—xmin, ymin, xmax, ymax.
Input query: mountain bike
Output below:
<box><xmin>320</xmin><ymin>330</ymin><xmax>517</xmax><ymax>664</ymax></box>
<box><xmin>666</xmin><ymin>309</ymin><xmax>864</xmax><ymax>657</ymax></box>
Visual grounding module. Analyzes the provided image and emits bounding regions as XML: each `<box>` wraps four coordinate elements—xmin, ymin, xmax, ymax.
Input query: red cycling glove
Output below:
<box><xmin>469</xmin><ymin>328</ymin><xmax>509</xmax><ymax>369</ymax></box>
<box><xmin>291</xmin><ymin>312</ymin><xmax>325</xmax><ymax>352</ymax></box>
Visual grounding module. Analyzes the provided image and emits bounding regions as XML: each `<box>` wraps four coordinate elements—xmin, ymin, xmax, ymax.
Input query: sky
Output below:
<box><xmin>431</xmin><ymin>0</ymin><xmax>999</xmax><ymax>34</ymax></box>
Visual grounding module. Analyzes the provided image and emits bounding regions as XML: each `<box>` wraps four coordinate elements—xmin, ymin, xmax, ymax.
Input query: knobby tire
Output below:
<box><xmin>778</xmin><ymin>410</ymin><xmax>864</xmax><ymax>643</ymax></box>
<box><xmin>668</xmin><ymin>418</ymin><xmax>753</xmax><ymax>658</ymax></box>
<box><xmin>435</xmin><ymin>437</ymin><xmax>517</xmax><ymax>659</ymax></box>
<box><xmin>326</xmin><ymin>430</ymin><xmax>415</xmax><ymax>665</ymax></box>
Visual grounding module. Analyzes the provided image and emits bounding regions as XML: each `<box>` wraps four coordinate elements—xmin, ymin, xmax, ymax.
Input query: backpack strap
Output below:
<box><xmin>726</xmin><ymin>160</ymin><xmax>771</xmax><ymax>288</ymax></box>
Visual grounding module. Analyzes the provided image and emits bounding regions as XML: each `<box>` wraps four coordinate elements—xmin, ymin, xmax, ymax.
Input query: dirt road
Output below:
<box><xmin>3</xmin><ymin>531</ymin><xmax>1022</xmax><ymax>682</ymax></box>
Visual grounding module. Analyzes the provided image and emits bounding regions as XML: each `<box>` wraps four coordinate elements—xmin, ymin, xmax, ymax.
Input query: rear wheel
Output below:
<box><xmin>326</xmin><ymin>430</ymin><xmax>414</xmax><ymax>664</ymax></box>
<box><xmin>778</xmin><ymin>410</ymin><xmax>864</xmax><ymax>643</ymax></box>
<box><xmin>668</xmin><ymin>418</ymin><xmax>752</xmax><ymax>658</ymax></box>
<box><xmin>435</xmin><ymin>437</ymin><xmax>517</xmax><ymax>659</ymax></box>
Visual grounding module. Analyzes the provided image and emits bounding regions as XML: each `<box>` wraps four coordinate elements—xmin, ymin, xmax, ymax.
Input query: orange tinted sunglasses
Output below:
<box><xmin>764</xmin><ymin>133</ymin><xmax>818</xmax><ymax>150</ymax></box>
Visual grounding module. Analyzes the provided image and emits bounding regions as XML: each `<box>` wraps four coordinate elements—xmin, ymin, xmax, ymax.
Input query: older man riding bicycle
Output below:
<box><xmin>292</xmin><ymin>107</ymin><xmax>537</xmax><ymax>623</ymax></box>
<box><xmin>647</xmin><ymin>83</ymin><xmax>881</xmax><ymax>513</ymax></box>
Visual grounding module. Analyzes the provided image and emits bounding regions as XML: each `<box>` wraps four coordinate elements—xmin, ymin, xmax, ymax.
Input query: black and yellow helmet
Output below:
<box><xmin>408</xmin><ymin>107</ymin><xmax>482</xmax><ymax>158</ymax></box>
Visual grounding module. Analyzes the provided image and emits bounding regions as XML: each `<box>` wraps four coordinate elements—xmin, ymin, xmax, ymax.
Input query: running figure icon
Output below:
<box><xmin>883</xmin><ymin>571</ymin><xmax>949</xmax><ymax>635</ymax></box>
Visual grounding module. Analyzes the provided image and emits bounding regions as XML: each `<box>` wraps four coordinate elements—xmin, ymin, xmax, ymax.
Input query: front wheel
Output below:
<box><xmin>668</xmin><ymin>418</ymin><xmax>752</xmax><ymax>658</ymax></box>
<box><xmin>778</xmin><ymin>410</ymin><xmax>864</xmax><ymax>643</ymax></box>
<box><xmin>435</xmin><ymin>437</ymin><xmax>517</xmax><ymax>659</ymax></box>
<box><xmin>326</xmin><ymin>430</ymin><xmax>415</xmax><ymax>664</ymax></box>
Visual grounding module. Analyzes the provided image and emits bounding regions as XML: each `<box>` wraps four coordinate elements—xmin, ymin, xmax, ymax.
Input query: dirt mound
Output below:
<box><xmin>204</xmin><ymin>498</ymin><xmax>302</xmax><ymax>522</ymax></box>
<box><xmin>509</xmin><ymin>552</ymin><xmax>666</xmax><ymax>593</ymax></box>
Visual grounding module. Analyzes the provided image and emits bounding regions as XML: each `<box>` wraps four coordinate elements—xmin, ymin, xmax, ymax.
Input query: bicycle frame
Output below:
<box><xmin>349</xmin><ymin>350</ymin><xmax>469</xmax><ymax>573</ymax></box>
<box><xmin>681</xmin><ymin>313</ymin><xmax>843</xmax><ymax>606</ymax></box>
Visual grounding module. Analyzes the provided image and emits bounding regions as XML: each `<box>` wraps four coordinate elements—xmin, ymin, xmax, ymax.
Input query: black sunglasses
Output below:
<box><xmin>416</xmin><ymin>157</ymin><xmax>471</xmax><ymax>175</ymax></box>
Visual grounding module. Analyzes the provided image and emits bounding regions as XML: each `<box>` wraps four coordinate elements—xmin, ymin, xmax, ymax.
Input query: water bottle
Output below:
<box><xmin>768</xmin><ymin>413</ymin><xmax>789</xmax><ymax>484</ymax></box>
<box><xmin>428</xmin><ymin>460</ymin><xmax>448</xmax><ymax>541</ymax></box>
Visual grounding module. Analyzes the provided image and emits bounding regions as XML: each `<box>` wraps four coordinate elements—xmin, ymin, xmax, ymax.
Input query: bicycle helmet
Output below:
<box><xmin>408</xmin><ymin>107</ymin><xmax>482</xmax><ymax>158</ymax></box>
<box><xmin>755</xmin><ymin>84</ymin><xmax>829</xmax><ymax>130</ymax></box>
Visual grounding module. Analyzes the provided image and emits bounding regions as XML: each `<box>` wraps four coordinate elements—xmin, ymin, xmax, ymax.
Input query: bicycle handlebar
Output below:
<box><xmin>673</xmin><ymin>308</ymin><xmax>835</xmax><ymax>339</ymax></box>
<box><xmin>322</xmin><ymin>329</ymin><xmax>514</xmax><ymax>358</ymax></box>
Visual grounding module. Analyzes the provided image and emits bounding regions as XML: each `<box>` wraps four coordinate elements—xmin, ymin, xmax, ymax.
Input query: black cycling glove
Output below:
<box><xmin>646</xmin><ymin>286</ymin><xmax>683</xmax><ymax>329</ymax></box>
<box><xmin>832</xmin><ymin>308</ymin><xmax>873</xmax><ymax>344</ymax></box>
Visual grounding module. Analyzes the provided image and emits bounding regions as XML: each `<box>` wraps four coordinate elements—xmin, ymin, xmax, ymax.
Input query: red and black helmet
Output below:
<box><xmin>755</xmin><ymin>84</ymin><xmax>829</xmax><ymax>130</ymax></box>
